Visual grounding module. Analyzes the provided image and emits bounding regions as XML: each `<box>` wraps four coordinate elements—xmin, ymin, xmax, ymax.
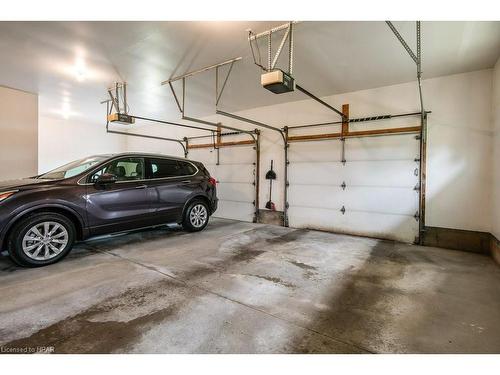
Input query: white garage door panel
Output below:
<box><xmin>216</xmin><ymin>183</ymin><xmax>255</xmax><ymax>202</ymax></box>
<box><xmin>212</xmin><ymin>164</ymin><xmax>255</xmax><ymax>183</ymax></box>
<box><xmin>347</xmin><ymin>134</ymin><xmax>419</xmax><ymax>160</ymax></box>
<box><xmin>289</xmin><ymin>160</ymin><xmax>418</xmax><ymax>187</ymax></box>
<box><xmin>189</xmin><ymin>149</ymin><xmax>217</xmax><ymax>166</ymax></box>
<box><xmin>289</xmin><ymin>135</ymin><xmax>418</xmax><ymax>162</ymax></box>
<box><xmin>289</xmin><ymin>185</ymin><xmax>417</xmax><ymax>216</ymax></box>
<box><xmin>188</xmin><ymin>146</ymin><xmax>256</xmax><ymax>223</ymax></box>
<box><xmin>287</xmin><ymin>133</ymin><xmax>419</xmax><ymax>243</ymax></box>
<box><xmin>288</xmin><ymin>141</ymin><xmax>343</xmax><ymax>162</ymax></box>
<box><xmin>288</xmin><ymin>206</ymin><xmax>418</xmax><ymax>243</ymax></box>
<box><xmin>217</xmin><ymin>200</ymin><xmax>255</xmax><ymax>222</ymax></box>
<box><xmin>219</xmin><ymin>145</ymin><xmax>256</xmax><ymax>164</ymax></box>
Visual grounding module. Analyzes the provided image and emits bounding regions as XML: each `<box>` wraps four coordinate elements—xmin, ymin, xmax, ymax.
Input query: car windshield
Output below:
<box><xmin>38</xmin><ymin>156</ymin><xmax>108</xmax><ymax>180</ymax></box>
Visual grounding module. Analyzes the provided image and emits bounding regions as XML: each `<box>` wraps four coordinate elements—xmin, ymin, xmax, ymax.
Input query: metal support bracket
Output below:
<box><xmin>162</xmin><ymin>58</ymin><xmax>257</xmax><ymax>143</ymax></box>
<box><xmin>162</xmin><ymin>57</ymin><xmax>242</xmax><ymax>85</ymax></box>
<box><xmin>215</xmin><ymin>61</ymin><xmax>236</xmax><ymax>106</ymax></box>
<box><xmin>248</xmin><ymin>22</ymin><xmax>297</xmax><ymax>74</ymax></box>
<box><xmin>102</xmin><ymin>100</ymin><xmax>187</xmax><ymax>156</ymax></box>
<box><xmin>386</xmin><ymin>21</ymin><xmax>418</xmax><ymax>64</ymax></box>
<box><xmin>295</xmin><ymin>84</ymin><xmax>347</xmax><ymax>120</ymax></box>
<box><xmin>107</xmin><ymin>82</ymin><xmax>128</xmax><ymax>114</ymax></box>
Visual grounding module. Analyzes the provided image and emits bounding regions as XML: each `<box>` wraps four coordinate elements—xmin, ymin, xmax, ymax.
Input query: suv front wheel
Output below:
<box><xmin>8</xmin><ymin>212</ymin><xmax>76</xmax><ymax>267</ymax></box>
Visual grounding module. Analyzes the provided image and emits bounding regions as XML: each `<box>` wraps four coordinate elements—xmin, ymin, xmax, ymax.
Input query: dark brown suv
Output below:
<box><xmin>0</xmin><ymin>153</ymin><xmax>217</xmax><ymax>267</ymax></box>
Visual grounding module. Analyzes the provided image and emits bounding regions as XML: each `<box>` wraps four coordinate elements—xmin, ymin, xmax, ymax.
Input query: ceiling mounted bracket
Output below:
<box><xmin>386</xmin><ymin>21</ymin><xmax>425</xmax><ymax>117</ymax></box>
<box><xmin>107</xmin><ymin>82</ymin><xmax>128</xmax><ymax>115</ymax></box>
<box><xmin>161</xmin><ymin>57</ymin><xmax>257</xmax><ymax>142</ymax></box>
<box><xmin>248</xmin><ymin>21</ymin><xmax>298</xmax><ymax>74</ymax></box>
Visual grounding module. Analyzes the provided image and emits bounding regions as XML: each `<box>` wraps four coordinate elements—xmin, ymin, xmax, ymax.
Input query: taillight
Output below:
<box><xmin>208</xmin><ymin>177</ymin><xmax>217</xmax><ymax>186</ymax></box>
<box><xmin>0</xmin><ymin>190</ymin><xmax>18</xmax><ymax>203</ymax></box>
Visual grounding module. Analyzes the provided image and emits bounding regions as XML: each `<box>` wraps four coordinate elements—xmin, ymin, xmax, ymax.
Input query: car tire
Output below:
<box><xmin>182</xmin><ymin>199</ymin><xmax>210</xmax><ymax>232</ymax></box>
<box><xmin>7</xmin><ymin>212</ymin><xmax>76</xmax><ymax>267</ymax></box>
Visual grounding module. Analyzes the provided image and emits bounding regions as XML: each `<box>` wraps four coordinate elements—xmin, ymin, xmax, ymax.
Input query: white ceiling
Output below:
<box><xmin>0</xmin><ymin>21</ymin><xmax>498</xmax><ymax>123</ymax></box>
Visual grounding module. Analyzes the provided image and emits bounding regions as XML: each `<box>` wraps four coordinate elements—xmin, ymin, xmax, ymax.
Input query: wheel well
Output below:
<box><xmin>183</xmin><ymin>195</ymin><xmax>212</xmax><ymax>218</ymax></box>
<box><xmin>3</xmin><ymin>207</ymin><xmax>84</xmax><ymax>249</ymax></box>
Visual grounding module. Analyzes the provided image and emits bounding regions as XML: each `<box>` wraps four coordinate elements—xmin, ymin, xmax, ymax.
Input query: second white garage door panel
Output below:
<box><xmin>288</xmin><ymin>205</ymin><xmax>418</xmax><ymax>243</ymax></box>
<box><xmin>288</xmin><ymin>160</ymin><xmax>418</xmax><ymax>188</ymax></box>
<box><xmin>212</xmin><ymin>164</ymin><xmax>255</xmax><ymax>184</ymax></box>
<box><xmin>287</xmin><ymin>134</ymin><xmax>419</xmax><ymax>243</ymax></box>
<box><xmin>288</xmin><ymin>185</ymin><xmax>418</xmax><ymax>216</ymax></box>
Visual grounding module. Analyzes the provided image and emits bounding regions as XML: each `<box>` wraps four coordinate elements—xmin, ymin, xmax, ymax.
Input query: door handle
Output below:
<box><xmin>180</xmin><ymin>180</ymin><xmax>192</xmax><ymax>184</ymax></box>
<box><xmin>134</xmin><ymin>185</ymin><xmax>147</xmax><ymax>189</ymax></box>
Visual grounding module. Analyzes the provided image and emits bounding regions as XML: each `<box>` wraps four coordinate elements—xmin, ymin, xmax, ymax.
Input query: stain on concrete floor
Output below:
<box><xmin>2</xmin><ymin>279</ymin><xmax>187</xmax><ymax>353</ymax></box>
<box><xmin>1</xmin><ymin>218</ymin><xmax>499</xmax><ymax>354</ymax></box>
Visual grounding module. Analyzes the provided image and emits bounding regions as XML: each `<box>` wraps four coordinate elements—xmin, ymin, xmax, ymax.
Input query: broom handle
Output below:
<box><xmin>269</xmin><ymin>160</ymin><xmax>274</xmax><ymax>200</ymax></box>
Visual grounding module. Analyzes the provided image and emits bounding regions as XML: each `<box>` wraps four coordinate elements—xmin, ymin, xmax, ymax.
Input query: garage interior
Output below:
<box><xmin>0</xmin><ymin>20</ymin><xmax>500</xmax><ymax>354</ymax></box>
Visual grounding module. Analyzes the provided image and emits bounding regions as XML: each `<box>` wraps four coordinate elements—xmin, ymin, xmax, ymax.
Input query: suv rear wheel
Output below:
<box><xmin>8</xmin><ymin>212</ymin><xmax>76</xmax><ymax>267</ymax></box>
<box><xmin>182</xmin><ymin>199</ymin><xmax>209</xmax><ymax>232</ymax></box>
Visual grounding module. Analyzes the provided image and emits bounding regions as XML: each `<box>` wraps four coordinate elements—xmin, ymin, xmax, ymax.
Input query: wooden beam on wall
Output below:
<box><xmin>187</xmin><ymin>139</ymin><xmax>256</xmax><ymax>149</ymax></box>
<box><xmin>287</xmin><ymin>126</ymin><xmax>421</xmax><ymax>142</ymax></box>
<box><xmin>288</xmin><ymin>132</ymin><xmax>342</xmax><ymax>142</ymax></box>
<box><xmin>341</xmin><ymin>104</ymin><xmax>349</xmax><ymax>136</ymax></box>
<box><xmin>345</xmin><ymin>126</ymin><xmax>421</xmax><ymax>137</ymax></box>
<box><xmin>216</xmin><ymin>123</ymin><xmax>221</xmax><ymax>144</ymax></box>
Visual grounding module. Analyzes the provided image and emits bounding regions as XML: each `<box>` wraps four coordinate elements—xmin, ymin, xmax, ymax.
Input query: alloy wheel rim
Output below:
<box><xmin>189</xmin><ymin>204</ymin><xmax>208</xmax><ymax>228</ymax></box>
<box><xmin>22</xmin><ymin>221</ymin><xmax>69</xmax><ymax>261</ymax></box>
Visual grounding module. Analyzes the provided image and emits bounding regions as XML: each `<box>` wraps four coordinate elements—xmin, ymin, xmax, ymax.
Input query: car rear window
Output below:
<box><xmin>147</xmin><ymin>158</ymin><xmax>197</xmax><ymax>179</ymax></box>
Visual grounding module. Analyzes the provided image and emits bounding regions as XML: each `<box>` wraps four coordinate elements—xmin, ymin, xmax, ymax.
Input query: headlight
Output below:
<box><xmin>0</xmin><ymin>190</ymin><xmax>18</xmax><ymax>202</ymax></box>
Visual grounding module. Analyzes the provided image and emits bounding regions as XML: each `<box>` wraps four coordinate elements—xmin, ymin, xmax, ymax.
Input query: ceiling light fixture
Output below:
<box><xmin>60</xmin><ymin>102</ymin><xmax>71</xmax><ymax>119</ymax></box>
<box><xmin>73</xmin><ymin>57</ymin><xmax>88</xmax><ymax>82</ymax></box>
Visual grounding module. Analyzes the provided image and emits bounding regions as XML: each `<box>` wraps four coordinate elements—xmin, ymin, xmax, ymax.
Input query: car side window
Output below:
<box><xmin>88</xmin><ymin>157</ymin><xmax>145</xmax><ymax>183</ymax></box>
<box><xmin>146</xmin><ymin>158</ymin><xmax>196</xmax><ymax>179</ymax></box>
<box><xmin>178</xmin><ymin>160</ymin><xmax>197</xmax><ymax>175</ymax></box>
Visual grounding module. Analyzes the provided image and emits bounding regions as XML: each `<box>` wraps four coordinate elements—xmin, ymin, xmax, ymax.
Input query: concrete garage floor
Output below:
<box><xmin>1</xmin><ymin>218</ymin><xmax>499</xmax><ymax>354</ymax></box>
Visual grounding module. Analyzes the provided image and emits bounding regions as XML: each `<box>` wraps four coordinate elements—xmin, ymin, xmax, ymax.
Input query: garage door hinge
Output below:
<box><xmin>415</xmin><ymin>135</ymin><xmax>421</xmax><ymax>140</ymax></box>
<box><xmin>414</xmin><ymin>183</ymin><xmax>420</xmax><ymax>191</ymax></box>
<box><xmin>253</xmin><ymin>200</ymin><xmax>256</xmax><ymax>206</ymax></box>
<box><xmin>286</xmin><ymin>181</ymin><xmax>290</xmax><ymax>187</ymax></box>
<box><xmin>414</xmin><ymin>211</ymin><xmax>420</xmax><ymax>221</ymax></box>
<box><xmin>340</xmin><ymin>205</ymin><xmax>346</xmax><ymax>215</ymax></box>
<box><xmin>414</xmin><ymin>157</ymin><xmax>420</xmax><ymax>162</ymax></box>
<box><xmin>341</xmin><ymin>181</ymin><xmax>346</xmax><ymax>190</ymax></box>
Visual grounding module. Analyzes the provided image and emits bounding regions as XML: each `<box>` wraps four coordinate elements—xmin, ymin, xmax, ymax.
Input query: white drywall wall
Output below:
<box><xmin>198</xmin><ymin>69</ymin><xmax>493</xmax><ymax>235</ymax></box>
<box><xmin>0</xmin><ymin>86</ymin><xmax>38</xmax><ymax>180</ymax></box>
<box><xmin>492</xmin><ymin>58</ymin><xmax>500</xmax><ymax>240</ymax></box>
<box><xmin>38</xmin><ymin>112</ymin><xmax>127</xmax><ymax>173</ymax></box>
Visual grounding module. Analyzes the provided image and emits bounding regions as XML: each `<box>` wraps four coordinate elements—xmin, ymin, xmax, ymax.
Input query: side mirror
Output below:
<box><xmin>95</xmin><ymin>173</ymin><xmax>118</xmax><ymax>186</ymax></box>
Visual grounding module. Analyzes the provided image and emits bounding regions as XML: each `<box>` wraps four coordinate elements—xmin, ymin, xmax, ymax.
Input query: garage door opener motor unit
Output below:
<box><xmin>107</xmin><ymin>113</ymin><xmax>135</xmax><ymax>125</ymax></box>
<box><xmin>261</xmin><ymin>69</ymin><xmax>295</xmax><ymax>94</ymax></box>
